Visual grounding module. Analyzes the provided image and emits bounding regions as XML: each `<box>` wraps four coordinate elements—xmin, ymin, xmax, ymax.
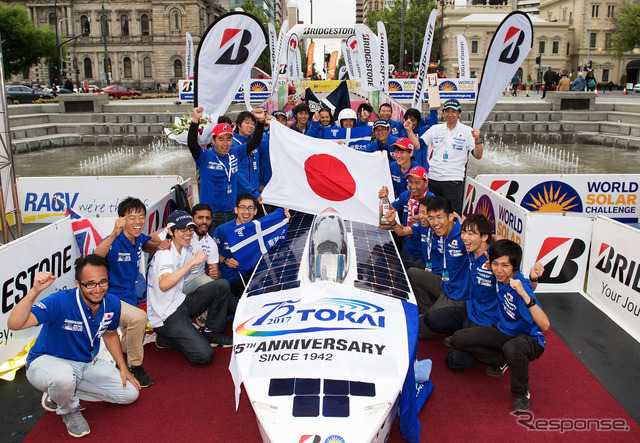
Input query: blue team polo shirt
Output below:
<box><xmin>410</xmin><ymin>222</ymin><xmax>434</xmax><ymax>267</ymax></box>
<box><xmin>212</xmin><ymin>219</ymin><xmax>245</xmax><ymax>283</ymax></box>
<box><xmin>435</xmin><ymin>220</ymin><xmax>470</xmax><ymax>300</ymax></box>
<box><xmin>195</xmin><ymin>144</ymin><xmax>248</xmax><ymax>212</ymax></box>
<box><xmin>389</xmin><ymin>160</ymin><xmax>420</xmax><ymax>199</ymax></box>
<box><xmin>235</xmin><ymin>132</ymin><xmax>266</xmax><ymax>199</ymax></box>
<box><xmin>388</xmin><ymin>119</ymin><xmax>404</xmax><ymax>136</ymax></box>
<box><xmin>496</xmin><ymin>270</ymin><xmax>546</xmax><ymax>347</ymax></box>
<box><xmin>466</xmin><ymin>246</ymin><xmax>499</xmax><ymax>326</ymax></box>
<box><xmin>27</xmin><ymin>288</ymin><xmax>121</xmax><ymax>368</ymax></box>
<box><xmin>366</xmin><ymin>134</ymin><xmax>400</xmax><ymax>158</ymax></box>
<box><xmin>391</xmin><ymin>189</ymin><xmax>434</xmax><ymax>260</ymax></box>
<box><xmin>105</xmin><ymin>230</ymin><xmax>152</xmax><ymax>306</ymax></box>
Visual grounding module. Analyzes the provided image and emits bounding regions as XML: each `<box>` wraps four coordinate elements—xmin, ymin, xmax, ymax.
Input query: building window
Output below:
<box><xmin>538</xmin><ymin>41</ymin><xmax>545</xmax><ymax>54</ymax></box>
<box><xmin>141</xmin><ymin>14</ymin><xmax>150</xmax><ymax>36</ymax></box>
<box><xmin>49</xmin><ymin>12</ymin><xmax>56</xmax><ymax>29</ymax></box>
<box><xmin>471</xmin><ymin>70</ymin><xmax>477</xmax><ymax>78</ymax></box>
<box><xmin>471</xmin><ymin>40</ymin><xmax>478</xmax><ymax>54</ymax></box>
<box><xmin>83</xmin><ymin>58</ymin><xmax>93</xmax><ymax>79</ymax></box>
<box><xmin>569</xmin><ymin>12</ymin><xmax>573</xmax><ymax>25</ymax></box>
<box><xmin>566</xmin><ymin>42</ymin><xmax>570</xmax><ymax>55</ymax></box>
<box><xmin>123</xmin><ymin>57</ymin><xmax>132</xmax><ymax>78</ymax></box>
<box><xmin>552</xmin><ymin>41</ymin><xmax>559</xmax><ymax>54</ymax></box>
<box><xmin>121</xmin><ymin>15</ymin><xmax>129</xmax><ymax>36</ymax></box>
<box><xmin>591</xmin><ymin>4</ymin><xmax>599</xmax><ymax>18</ymax></box>
<box><xmin>174</xmin><ymin>59</ymin><xmax>183</xmax><ymax>78</ymax></box>
<box><xmin>607</xmin><ymin>5</ymin><xmax>614</xmax><ymax>17</ymax></box>
<box><xmin>605</xmin><ymin>33</ymin><xmax>612</xmax><ymax>49</ymax></box>
<box><xmin>590</xmin><ymin>32</ymin><xmax>597</xmax><ymax>48</ymax></box>
<box><xmin>143</xmin><ymin>57</ymin><xmax>152</xmax><ymax>77</ymax></box>
<box><xmin>562</xmin><ymin>9</ymin><xmax>566</xmax><ymax>21</ymax></box>
<box><xmin>602</xmin><ymin>69</ymin><xmax>609</xmax><ymax>82</ymax></box>
<box><xmin>172</xmin><ymin>12</ymin><xmax>181</xmax><ymax>32</ymax></box>
<box><xmin>81</xmin><ymin>15</ymin><xmax>90</xmax><ymax>35</ymax></box>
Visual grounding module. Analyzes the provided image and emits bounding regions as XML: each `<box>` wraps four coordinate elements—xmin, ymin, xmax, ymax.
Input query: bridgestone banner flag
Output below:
<box><xmin>472</xmin><ymin>11</ymin><xmax>533</xmax><ymax>129</ymax></box>
<box><xmin>195</xmin><ymin>12</ymin><xmax>267</xmax><ymax>115</ymax></box>
<box><xmin>270</xmin><ymin>20</ymin><xmax>289</xmax><ymax>97</ymax></box>
<box><xmin>412</xmin><ymin>9</ymin><xmax>437</xmax><ymax>109</ymax></box>
<box><xmin>456</xmin><ymin>34</ymin><xmax>470</xmax><ymax>79</ymax></box>
<box><xmin>186</xmin><ymin>32</ymin><xmax>194</xmax><ymax>79</ymax></box>
<box><xmin>306</xmin><ymin>42</ymin><xmax>315</xmax><ymax>78</ymax></box>
<box><xmin>342</xmin><ymin>40</ymin><xmax>357</xmax><ymax>82</ymax></box>
<box><xmin>377</xmin><ymin>21</ymin><xmax>389</xmax><ymax>91</ymax></box>
<box><xmin>288</xmin><ymin>33</ymin><xmax>303</xmax><ymax>80</ymax></box>
<box><xmin>268</xmin><ymin>22</ymin><xmax>278</xmax><ymax>76</ymax></box>
<box><xmin>354</xmin><ymin>24</ymin><xmax>381</xmax><ymax>92</ymax></box>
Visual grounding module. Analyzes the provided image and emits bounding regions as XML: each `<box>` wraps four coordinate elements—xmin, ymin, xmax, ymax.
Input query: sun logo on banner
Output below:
<box><xmin>439</xmin><ymin>80</ymin><xmax>457</xmax><ymax>91</ymax></box>
<box><xmin>250</xmin><ymin>81</ymin><xmax>268</xmax><ymax>92</ymax></box>
<box><xmin>476</xmin><ymin>195</ymin><xmax>496</xmax><ymax>233</ymax></box>
<box><xmin>388</xmin><ymin>81</ymin><xmax>402</xmax><ymax>91</ymax></box>
<box><xmin>521</xmin><ymin>181</ymin><xmax>583</xmax><ymax>213</ymax></box>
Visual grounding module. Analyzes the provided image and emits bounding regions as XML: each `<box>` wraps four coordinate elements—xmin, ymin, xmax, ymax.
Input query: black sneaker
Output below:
<box><xmin>128</xmin><ymin>365</ymin><xmax>153</xmax><ymax>388</ymax></box>
<box><xmin>203</xmin><ymin>330</ymin><xmax>233</xmax><ymax>348</ymax></box>
<box><xmin>486</xmin><ymin>363</ymin><xmax>508</xmax><ymax>377</ymax></box>
<box><xmin>513</xmin><ymin>391</ymin><xmax>530</xmax><ymax>411</ymax></box>
<box><xmin>155</xmin><ymin>334</ymin><xmax>171</xmax><ymax>349</ymax></box>
<box><xmin>41</xmin><ymin>392</ymin><xmax>57</xmax><ymax>412</ymax></box>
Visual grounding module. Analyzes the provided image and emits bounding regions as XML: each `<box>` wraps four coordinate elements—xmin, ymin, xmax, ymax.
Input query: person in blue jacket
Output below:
<box><xmin>398</xmin><ymin>108</ymin><xmax>439</xmax><ymax>168</ymax></box>
<box><xmin>452</xmin><ymin>239</ymin><xmax>550</xmax><ymax>412</ymax></box>
<box><xmin>234</xmin><ymin>111</ymin><xmax>268</xmax><ymax>207</ymax></box>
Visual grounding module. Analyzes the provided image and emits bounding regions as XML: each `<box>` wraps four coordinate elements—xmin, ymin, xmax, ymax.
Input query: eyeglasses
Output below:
<box><xmin>79</xmin><ymin>280</ymin><xmax>109</xmax><ymax>290</ymax></box>
<box><xmin>178</xmin><ymin>226</ymin><xmax>195</xmax><ymax>233</ymax></box>
<box><xmin>426</xmin><ymin>215</ymin><xmax>448</xmax><ymax>223</ymax></box>
<box><xmin>237</xmin><ymin>205</ymin><xmax>256</xmax><ymax>211</ymax></box>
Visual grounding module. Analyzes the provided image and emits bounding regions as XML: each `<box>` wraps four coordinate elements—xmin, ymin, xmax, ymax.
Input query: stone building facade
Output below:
<box><xmin>8</xmin><ymin>0</ymin><xmax>224</xmax><ymax>90</ymax></box>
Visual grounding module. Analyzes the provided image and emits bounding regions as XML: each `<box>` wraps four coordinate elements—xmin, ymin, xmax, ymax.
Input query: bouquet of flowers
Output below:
<box><xmin>164</xmin><ymin>112</ymin><xmax>219</xmax><ymax>145</ymax></box>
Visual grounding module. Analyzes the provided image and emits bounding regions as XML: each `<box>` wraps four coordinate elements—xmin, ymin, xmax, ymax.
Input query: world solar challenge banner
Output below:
<box><xmin>386</xmin><ymin>78</ymin><xmax>477</xmax><ymax>101</ymax></box>
<box><xmin>475</xmin><ymin>174</ymin><xmax>640</xmax><ymax>224</ymax></box>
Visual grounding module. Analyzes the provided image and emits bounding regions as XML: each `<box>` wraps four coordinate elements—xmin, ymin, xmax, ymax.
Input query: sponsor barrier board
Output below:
<box><xmin>586</xmin><ymin>217</ymin><xmax>640</xmax><ymax>343</ymax></box>
<box><xmin>17</xmin><ymin>176</ymin><xmax>184</xmax><ymax>224</ymax></box>
<box><xmin>476</xmin><ymin>174</ymin><xmax>640</xmax><ymax>224</ymax></box>
<box><xmin>387</xmin><ymin>78</ymin><xmax>477</xmax><ymax>101</ymax></box>
<box><xmin>0</xmin><ymin>180</ymin><xmax>192</xmax><ymax>378</ymax></box>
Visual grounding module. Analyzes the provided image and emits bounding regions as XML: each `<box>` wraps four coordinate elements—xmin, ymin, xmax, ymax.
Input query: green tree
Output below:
<box><xmin>366</xmin><ymin>0</ymin><xmax>438</xmax><ymax>72</ymax></box>
<box><xmin>0</xmin><ymin>3</ymin><xmax>58</xmax><ymax>77</ymax></box>
<box><xmin>608</xmin><ymin>3</ymin><xmax>640</xmax><ymax>58</ymax></box>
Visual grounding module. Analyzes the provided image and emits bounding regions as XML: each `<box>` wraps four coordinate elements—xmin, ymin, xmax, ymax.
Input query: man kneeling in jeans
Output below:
<box><xmin>451</xmin><ymin>239</ymin><xmax>550</xmax><ymax>411</ymax></box>
<box><xmin>147</xmin><ymin>210</ymin><xmax>232</xmax><ymax>364</ymax></box>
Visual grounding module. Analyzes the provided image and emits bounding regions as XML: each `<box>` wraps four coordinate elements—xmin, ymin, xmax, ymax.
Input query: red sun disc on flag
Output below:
<box><xmin>304</xmin><ymin>154</ymin><xmax>356</xmax><ymax>201</ymax></box>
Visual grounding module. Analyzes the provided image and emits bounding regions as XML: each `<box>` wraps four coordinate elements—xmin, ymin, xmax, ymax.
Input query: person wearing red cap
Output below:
<box><xmin>379</xmin><ymin>165</ymin><xmax>434</xmax><ymax>270</ymax></box>
<box><xmin>389</xmin><ymin>137</ymin><xmax>422</xmax><ymax>199</ymax></box>
<box><xmin>188</xmin><ymin>107</ymin><xmax>266</xmax><ymax>232</ymax></box>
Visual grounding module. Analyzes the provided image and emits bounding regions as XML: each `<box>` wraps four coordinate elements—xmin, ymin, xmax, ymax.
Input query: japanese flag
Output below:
<box><xmin>262</xmin><ymin>122</ymin><xmax>393</xmax><ymax>225</ymax></box>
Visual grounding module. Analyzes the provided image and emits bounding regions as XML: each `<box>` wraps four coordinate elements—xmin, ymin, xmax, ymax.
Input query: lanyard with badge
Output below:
<box><xmin>215</xmin><ymin>156</ymin><xmax>233</xmax><ymax>194</ymax></box>
<box><xmin>440</xmin><ymin>237</ymin><xmax>449</xmax><ymax>281</ymax></box>
<box><xmin>75</xmin><ymin>288</ymin><xmax>105</xmax><ymax>364</ymax></box>
<box><xmin>441</xmin><ymin>127</ymin><xmax>449</xmax><ymax>162</ymax></box>
<box><xmin>425</xmin><ymin>230</ymin><xmax>433</xmax><ymax>272</ymax></box>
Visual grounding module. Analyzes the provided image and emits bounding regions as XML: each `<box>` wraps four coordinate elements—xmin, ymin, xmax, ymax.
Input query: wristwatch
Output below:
<box><xmin>526</xmin><ymin>297</ymin><xmax>536</xmax><ymax>308</ymax></box>
<box><xmin>222</xmin><ymin>258</ymin><xmax>228</xmax><ymax>265</ymax></box>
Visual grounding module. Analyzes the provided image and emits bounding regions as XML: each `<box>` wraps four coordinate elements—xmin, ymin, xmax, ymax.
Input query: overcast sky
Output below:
<box><xmin>291</xmin><ymin>0</ymin><xmax>356</xmax><ymax>74</ymax></box>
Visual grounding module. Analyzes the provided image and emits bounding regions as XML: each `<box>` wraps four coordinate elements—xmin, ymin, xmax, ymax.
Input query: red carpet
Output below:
<box><xmin>24</xmin><ymin>329</ymin><xmax>639</xmax><ymax>442</ymax></box>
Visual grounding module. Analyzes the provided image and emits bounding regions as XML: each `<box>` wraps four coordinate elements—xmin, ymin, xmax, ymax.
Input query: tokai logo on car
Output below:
<box><xmin>235</xmin><ymin>298</ymin><xmax>386</xmax><ymax>336</ymax></box>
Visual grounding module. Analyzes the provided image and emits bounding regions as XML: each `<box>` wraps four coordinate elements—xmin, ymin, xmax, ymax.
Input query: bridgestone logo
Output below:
<box><xmin>361</xmin><ymin>34</ymin><xmax>374</xmax><ymax>87</ymax></box>
<box><xmin>303</xmin><ymin>27</ymin><xmax>355</xmax><ymax>36</ymax></box>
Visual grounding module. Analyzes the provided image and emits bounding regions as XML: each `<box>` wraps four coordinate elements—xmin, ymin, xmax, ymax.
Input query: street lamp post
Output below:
<box><xmin>582</xmin><ymin>12</ymin><xmax>592</xmax><ymax>72</ymax></box>
<box><xmin>399</xmin><ymin>0</ymin><xmax>406</xmax><ymax>72</ymax></box>
<box><xmin>438</xmin><ymin>0</ymin><xmax>445</xmax><ymax>72</ymax></box>
<box><xmin>101</xmin><ymin>2</ymin><xmax>110</xmax><ymax>86</ymax></box>
<box><xmin>57</xmin><ymin>17</ymin><xmax>68</xmax><ymax>86</ymax></box>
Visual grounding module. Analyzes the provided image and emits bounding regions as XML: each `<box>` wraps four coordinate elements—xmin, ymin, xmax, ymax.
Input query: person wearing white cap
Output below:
<box><xmin>419</xmin><ymin>99</ymin><xmax>483</xmax><ymax>215</ymax></box>
<box><xmin>147</xmin><ymin>210</ymin><xmax>232</xmax><ymax>364</ymax></box>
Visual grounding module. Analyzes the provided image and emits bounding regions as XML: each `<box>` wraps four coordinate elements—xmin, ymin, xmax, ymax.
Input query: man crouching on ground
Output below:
<box><xmin>8</xmin><ymin>254</ymin><xmax>140</xmax><ymax>438</ymax></box>
<box><xmin>147</xmin><ymin>210</ymin><xmax>232</xmax><ymax>365</ymax></box>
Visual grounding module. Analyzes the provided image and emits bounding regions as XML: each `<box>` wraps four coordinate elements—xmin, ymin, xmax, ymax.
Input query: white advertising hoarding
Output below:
<box><xmin>586</xmin><ymin>217</ymin><xmax>640</xmax><ymax>343</ymax></box>
<box><xmin>17</xmin><ymin>176</ymin><xmax>184</xmax><ymax>224</ymax></box>
<box><xmin>475</xmin><ymin>174</ymin><xmax>640</xmax><ymax>224</ymax></box>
